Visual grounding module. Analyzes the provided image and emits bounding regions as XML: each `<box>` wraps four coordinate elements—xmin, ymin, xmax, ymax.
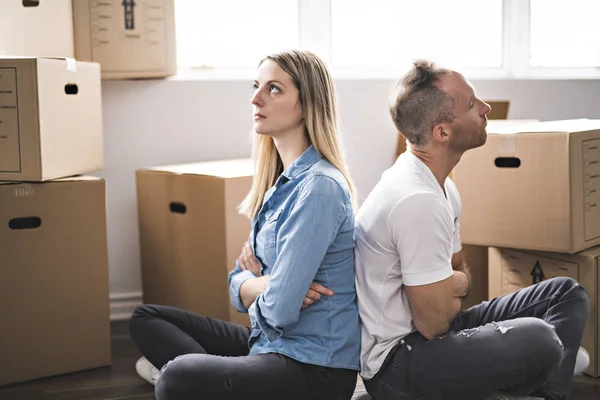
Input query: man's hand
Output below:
<box><xmin>302</xmin><ymin>282</ymin><xmax>334</xmax><ymax>309</ymax></box>
<box><xmin>452</xmin><ymin>271</ymin><xmax>469</xmax><ymax>299</ymax></box>
<box><xmin>452</xmin><ymin>251</ymin><xmax>470</xmax><ymax>302</ymax></box>
<box><xmin>239</xmin><ymin>242</ymin><xmax>262</xmax><ymax>277</ymax></box>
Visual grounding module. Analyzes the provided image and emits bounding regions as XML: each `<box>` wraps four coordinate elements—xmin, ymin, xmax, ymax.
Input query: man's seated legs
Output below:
<box><xmin>368</xmin><ymin>277</ymin><xmax>589</xmax><ymax>400</ymax></box>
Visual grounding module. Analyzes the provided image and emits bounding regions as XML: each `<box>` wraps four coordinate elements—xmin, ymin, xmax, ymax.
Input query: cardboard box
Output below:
<box><xmin>461</xmin><ymin>244</ymin><xmax>489</xmax><ymax>310</ymax></box>
<box><xmin>453</xmin><ymin>119</ymin><xmax>600</xmax><ymax>253</ymax></box>
<box><xmin>0</xmin><ymin>0</ymin><xmax>74</xmax><ymax>58</ymax></box>
<box><xmin>0</xmin><ymin>57</ymin><xmax>103</xmax><ymax>181</ymax></box>
<box><xmin>486</xmin><ymin>101</ymin><xmax>510</xmax><ymax>120</ymax></box>
<box><xmin>136</xmin><ymin>159</ymin><xmax>254</xmax><ymax>327</ymax></box>
<box><xmin>0</xmin><ymin>177</ymin><xmax>111</xmax><ymax>385</ymax></box>
<box><xmin>488</xmin><ymin>247</ymin><xmax>599</xmax><ymax>377</ymax></box>
<box><xmin>72</xmin><ymin>0</ymin><xmax>177</xmax><ymax>80</ymax></box>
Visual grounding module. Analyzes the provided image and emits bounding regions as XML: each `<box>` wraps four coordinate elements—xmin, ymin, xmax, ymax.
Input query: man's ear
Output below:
<box><xmin>432</xmin><ymin>123</ymin><xmax>451</xmax><ymax>143</ymax></box>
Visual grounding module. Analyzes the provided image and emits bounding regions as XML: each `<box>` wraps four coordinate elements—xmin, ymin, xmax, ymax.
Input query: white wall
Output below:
<box><xmin>95</xmin><ymin>78</ymin><xmax>600</xmax><ymax>319</ymax></box>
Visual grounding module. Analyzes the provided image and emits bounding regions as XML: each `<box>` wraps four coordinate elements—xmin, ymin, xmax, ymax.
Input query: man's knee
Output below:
<box><xmin>548</xmin><ymin>276</ymin><xmax>588</xmax><ymax>300</ymax></box>
<box><xmin>517</xmin><ymin>318</ymin><xmax>563</xmax><ymax>377</ymax></box>
<box><xmin>549</xmin><ymin>277</ymin><xmax>590</xmax><ymax>322</ymax></box>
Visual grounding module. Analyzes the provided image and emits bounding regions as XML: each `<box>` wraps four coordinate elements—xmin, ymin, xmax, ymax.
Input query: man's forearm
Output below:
<box><xmin>240</xmin><ymin>275</ymin><xmax>269</xmax><ymax>309</ymax></box>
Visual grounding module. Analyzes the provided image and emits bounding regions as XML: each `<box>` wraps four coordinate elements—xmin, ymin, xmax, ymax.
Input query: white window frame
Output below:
<box><xmin>175</xmin><ymin>0</ymin><xmax>600</xmax><ymax>80</ymax></box>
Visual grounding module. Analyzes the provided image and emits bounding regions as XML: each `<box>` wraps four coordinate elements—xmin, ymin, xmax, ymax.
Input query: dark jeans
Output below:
<box><xmin>129</xmin><ymin>304</ymin><xmax>357</xmax><ymax>400</ymax></box>
<box><xmin>364</xmin><ymin>277</ymin><xmax>590</xmax><ymax>400</ymax></box>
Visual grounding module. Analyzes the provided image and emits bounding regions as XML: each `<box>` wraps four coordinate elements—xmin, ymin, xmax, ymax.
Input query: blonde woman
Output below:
<box><xmin>129</xmin><ymin>50</ymin><xmax>361</xmax><ymax>400</ymax></box>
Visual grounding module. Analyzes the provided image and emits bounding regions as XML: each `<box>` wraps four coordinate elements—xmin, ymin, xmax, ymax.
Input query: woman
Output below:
<box><xmin>129</xmin><ymin>49</ymin><xmax>361</xmax><ymax>400</ymax></box>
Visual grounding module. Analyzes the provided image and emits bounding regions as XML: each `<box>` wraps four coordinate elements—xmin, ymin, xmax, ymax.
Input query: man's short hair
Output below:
<box><xmin>390</xmin><ymin>60</ymin><xmax>455</xmax><ymax>146</ymax></box>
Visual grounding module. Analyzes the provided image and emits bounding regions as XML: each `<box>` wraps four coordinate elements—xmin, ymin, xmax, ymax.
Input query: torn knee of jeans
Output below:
<box><xmin>456</xmin><ymin>327</ymin><xmax>481</xmax><ymax>338</ymax></box>
<box><xmin>495</xmin><ymin>325</ymin><xmax>514</xmax><ymax>334</ymax></box>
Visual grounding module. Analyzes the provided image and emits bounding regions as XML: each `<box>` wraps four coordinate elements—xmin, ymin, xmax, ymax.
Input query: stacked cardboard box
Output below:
<box><xmin>453</xmin><ymin>119</ymin><xmax>600</xmax><ymax>377</ymax></box>
<box><xmin>0</xmin><ymin>0</ymin><xmax>177</xmax><ymax>80</ymax></box>
<box><xmin>136</xmin><ymin>160</ymin><xmax>254</xmax><ymax>327</ymax></box>
<box><xmin>0</xmin><ymin>2</ymin><xmax>113</xmax><ymax>386</ymax></box>
<box><xmin>72</xmin><ymin>0</ymin><xmax>177</xmax><ymax>80</ymax></box>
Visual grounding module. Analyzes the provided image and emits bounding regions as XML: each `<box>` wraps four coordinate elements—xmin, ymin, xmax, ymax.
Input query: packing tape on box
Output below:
<box><xmin>65</xmin><ymin>58</ymin><xmax>77</xmax><ymax>73</ymax></box>
<box><xmin>499</xmin><ymin>132</ymin><xmax>516</xmax><ymax>153</ymax></box>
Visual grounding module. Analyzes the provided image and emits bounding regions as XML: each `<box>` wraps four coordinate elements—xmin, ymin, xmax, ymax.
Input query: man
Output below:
<box><xmin>354</xmin><ymin>60</ymin><xmax>590</xmax><ymax>400</ymax></box>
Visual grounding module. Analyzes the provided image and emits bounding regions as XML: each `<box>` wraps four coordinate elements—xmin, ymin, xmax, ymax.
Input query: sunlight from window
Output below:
<box><xmin>175</xmin><ymin>0</ymin><xmax>299</xmax><ymax>68</ymax></box>
<box><xmin>331</xmin><ymin>0</ymin><xmax>503</xmax><ymax>70</ymax></box>
<box><xmin>530</xmin><ymin>0</ymin><xmax>600</xmax><ymax>67</ymax></box>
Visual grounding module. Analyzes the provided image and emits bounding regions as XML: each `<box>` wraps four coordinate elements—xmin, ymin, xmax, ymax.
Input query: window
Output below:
<box><xmin>174</xmin><ymin>0</ymin><xmax>299</xmax><ymax>68</ymax></box>
<box><xmin>174</xmin><ymin>0</ymin><xmax>600</xmax><ymax>78</ymax></box>
<box><xmin>330</xmin><ymin>0</ymin><xmax>503</xmax><ymax>70</ymax></box>
<box><xmin>530</xmin><ymin>0</ymin><xmax>600</xmax><ymax>68</ymax></box>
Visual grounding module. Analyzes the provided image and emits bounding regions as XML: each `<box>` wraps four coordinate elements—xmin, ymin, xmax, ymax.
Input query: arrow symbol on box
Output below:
<box><xmin>122</xmin><ymin>0</ymin><xmax>136</xmax><ymax>30</ymax></box>
<box><xmin>530</xmin><ymin>260</ymin><xmax>545</xmax><ymax>284</ymax></box>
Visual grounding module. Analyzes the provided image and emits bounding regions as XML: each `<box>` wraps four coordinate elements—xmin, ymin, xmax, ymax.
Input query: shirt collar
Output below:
<box><xmin>281</xmin><ymin>145</ymin><xmax>322</xmax><ymax>180</ymax></box>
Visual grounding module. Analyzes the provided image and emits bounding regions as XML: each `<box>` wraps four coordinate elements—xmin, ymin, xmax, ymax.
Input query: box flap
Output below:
<box><xmin>0</xmin><ymin>56</ymin><xmax>71</xmax><ymax>61</ymax></box>
<box><xmin>490</xmin><ymin>119</ymin><xmax>600</xmax><ymax>135</ymax></box>
<box><xmin>140</xmin><ymin>159</ymin><xmax>254</xmax><ymax>178</ymax></box>
<box><xmin>0</xmin><ymin>175</ymin><xmax>102</xmax><ymax>185</ymax></box>
<box><xmin>577</xmin><ymin>246</ymin><xmax>600</xmax><ymax>259</ymax></box>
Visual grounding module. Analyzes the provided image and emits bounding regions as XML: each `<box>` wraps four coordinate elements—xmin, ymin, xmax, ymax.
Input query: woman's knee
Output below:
<box><xmin>128</xmin><ymin>304</ymin><xmax>158</xmax><ymax>338</ymax></box>
<box><xmin>155</xmin><ymin>355</ymin><xmax>205</xmax><ymax>400</ymax></box>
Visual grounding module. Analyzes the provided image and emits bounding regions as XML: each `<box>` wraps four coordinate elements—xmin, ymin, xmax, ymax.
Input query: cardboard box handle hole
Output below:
<box><xmin>65</xmin><ymin>84</ymin><xmax>78</xmax><ymax>95</ymax></box>
<box><xmin>9</xmin><ymin>217</ymin><xmax>42</xmax><ymax>230</ymax></box>
<box><xmin>169</xmin><ymin>202</ymin><xmax>187</xmax><ymax>214</ymax></box>
<box><xmin>22</xmin><ymin>0</ymin><xmax>39</xmax><ymax>7</ymax></box>
<box><xmin>494</xmin><ymin>157</ymin><xmax>521</xmax><ymax>168</ymax></box>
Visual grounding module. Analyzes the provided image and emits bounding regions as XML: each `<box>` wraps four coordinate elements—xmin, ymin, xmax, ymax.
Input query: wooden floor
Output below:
<box><xmin>0</xmin><ymin>321</ymin><xmax>155</xmax><ymax>400</ymax></box>
<box><xmin>0</xmin><ymin>321</ymin><xmax>599</xmax><ymax>400</ymax></box>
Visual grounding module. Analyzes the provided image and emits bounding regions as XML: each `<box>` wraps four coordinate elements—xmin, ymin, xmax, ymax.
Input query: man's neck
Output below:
<box><xmin>409</xmin><ymin>146</ymin><xmax>462</xmax><ymax>189</ymax></box>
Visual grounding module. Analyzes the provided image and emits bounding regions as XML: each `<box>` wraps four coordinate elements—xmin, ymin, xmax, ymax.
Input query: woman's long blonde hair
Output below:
<box><xmin>239</xmin><ymin>50</ymin><xmax>357</xmax><ymax>219</ymax></box>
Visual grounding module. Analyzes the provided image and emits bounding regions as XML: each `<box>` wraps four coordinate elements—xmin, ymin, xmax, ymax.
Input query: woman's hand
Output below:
<box><xmin>302</xmin><ymin>282</ymin><xmax>334</xmax><ymax>309</ymax></box>
<box><xmin>239</xmin><ymin>242</ymin><xmax>262</xmax><ymax>276</ymax></box>
<box><xmin>239</xmin><ymin>242</ymin><xmax>333</xmax><ymax>309</ymax></box>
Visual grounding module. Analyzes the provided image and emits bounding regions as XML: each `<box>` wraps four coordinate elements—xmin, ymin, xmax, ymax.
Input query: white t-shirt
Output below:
<box><xmin>355</xmin><ymin>151</ymin><xmax>462</xmax><ymax>379</ymax></box>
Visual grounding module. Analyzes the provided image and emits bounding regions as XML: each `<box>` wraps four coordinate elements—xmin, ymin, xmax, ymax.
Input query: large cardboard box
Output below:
<box><xmin>0</xmin><ymin>177</ymin><xmax>111</xmax><ymax>385</ymax></box>
<box><xmin>0</xmin><ymin>0</ymin><xmax>74</xmax><ymax>58</ymax></box>
<box><xmin>453</xmin><ymin>119</ymin><xmax>600</xmax><ymax>253</ymax></box>
<box><xmin>0</xmin><ymin>57</ymin><xmax>103</xmax><ymax>181</ymax></box>
<box><xmin>136</xmin><ymin>159</ymin><xmax>254</xmax><ymax>326</ymax></box>
<box><xmin>72</xmin><ymin>0</ymin><xmax>177</xmax><ymax>80</ymax></box>
<box><xmin>488</xmin><ymin>247</ymin><xmax>599</xmax><ymax>377</ymax></box>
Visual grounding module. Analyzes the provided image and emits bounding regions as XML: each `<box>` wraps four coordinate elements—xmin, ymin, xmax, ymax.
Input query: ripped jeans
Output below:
<box><xmin>128</xmin><ymin>305</ymin><xmax>357</xmax><ymax>400</ymax></box>
<box><xmin>364</xmin><ymin>277</ymin><xmax>590</xmax><ymax>400</ymax></box>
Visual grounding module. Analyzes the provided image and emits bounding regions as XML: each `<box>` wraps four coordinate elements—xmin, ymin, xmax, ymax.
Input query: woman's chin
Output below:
<box><xmin>254</xmin><ymin>129</ymin><xmax>273</xmax><ymax>137</ymax></box>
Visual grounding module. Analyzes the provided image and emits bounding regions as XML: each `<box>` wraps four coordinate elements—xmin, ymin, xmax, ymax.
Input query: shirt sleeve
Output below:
<box><xmin>453</xmin><ymin>217</ymin><xmax>462</xmax><ymax>254</ymax></box>
<box><xmin>249</xmin><ymin>174</ymin><xmax>350</xmax><ymax>342</ymax></box>
<box><xmin>446</xmin><ymin>178</ymin><xmax>463</xmax><ymax>254</ymax></box>
<box><xmin>388</xmin><ymin>193</ymin><xmax>454</xmax><ymax>287</ymax></box>
<box><xmin>228</xmin><ymin>260</ymin><xmax>257</xmax><ymax>313</ymax></box>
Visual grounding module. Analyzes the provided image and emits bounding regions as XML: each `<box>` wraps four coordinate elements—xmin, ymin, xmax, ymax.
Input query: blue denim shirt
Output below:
<box><xmin>228</xmin><ymin>145</ymin><xmax>360</xmax><ymax>371</ymax></box>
